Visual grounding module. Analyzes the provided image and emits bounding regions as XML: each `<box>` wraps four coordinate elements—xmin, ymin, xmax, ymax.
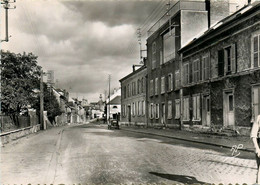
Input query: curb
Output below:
<box><xmin>121</xmin><ymin>127</ymin><xmax>254</xmax><ymax>153</ymax></box>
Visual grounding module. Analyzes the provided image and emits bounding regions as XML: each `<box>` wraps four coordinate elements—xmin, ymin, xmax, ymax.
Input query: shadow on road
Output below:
<box><xmin>149</xmin><ymin>172</ymin><xmax>209</xmax><ymax>184</ymax></box>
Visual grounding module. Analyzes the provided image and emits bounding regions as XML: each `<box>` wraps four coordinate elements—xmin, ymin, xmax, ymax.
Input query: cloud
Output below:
<box><xmin>63</xmin><ymin>1</ymin><xmax>160</xmax><ymax>27</ymax></box>
<box><xmin>1</xmin><ymin>0</ymin><xmax>159</xmax><ymax>102</ymax></box>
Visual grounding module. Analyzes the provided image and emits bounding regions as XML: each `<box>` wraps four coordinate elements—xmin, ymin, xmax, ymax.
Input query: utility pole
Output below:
<box><xmin>108</xmin><ymin>74</ymin><xmax>111</xmax><ymax>123</ymax></box>
<box><xmin>1</xmin><ymin>0</ymin><xmax>16</xmax><ymax>42</ymax></box>
<box><xmin>40</xmin><ymin>70</ymin><xmax>46</xmax><ymax>130</ymax></box>
<box><xmin>0</xmin><ymin>0</ymin><xmax>15</xmax><ymax>130</ymax></box>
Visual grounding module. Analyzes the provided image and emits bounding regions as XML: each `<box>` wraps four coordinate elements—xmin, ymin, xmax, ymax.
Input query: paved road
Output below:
<box><xmin>0</xmin><ymin>123</ymin><xmax>257</xmax><ymax>184</ymax></box>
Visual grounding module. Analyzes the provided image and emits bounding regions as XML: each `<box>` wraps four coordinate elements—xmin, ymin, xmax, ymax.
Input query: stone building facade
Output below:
<box><xmin>146</xmin><ymin>0</ymin><xmax>241</xmax><ymax>128</ymax></box>
<box><xmin>179</xmin><ymin>2</ymin><xmax>260</xmax><ymax>135</ymax></box>
<box><xmin>120</xmin><ymin>66</ymin><xmax>147</xmax><ymax>126</ymax></box>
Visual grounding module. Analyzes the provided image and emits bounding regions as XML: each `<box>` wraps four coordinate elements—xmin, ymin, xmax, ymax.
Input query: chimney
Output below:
<box><xmin>206</xmin><ymin>0</ymin><xmax>211</xmax><ymax>28</ymax></box>
<box><xmin>248</xmin><ymin>0</ymin><xmax>251</xmax><ymax>4</ymax></box>
<box><xmin>132</xmin><ymin>65</ymin><xmax>135</xmax><ymax>72</ymax></box>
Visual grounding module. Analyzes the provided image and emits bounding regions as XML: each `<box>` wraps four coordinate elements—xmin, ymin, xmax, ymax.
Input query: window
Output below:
<box><xmin>228</xmin><ymin>95</ymin><xmax>233</xmax><ymax>111</ymax></box>
<box><xmin>252</xmin><ymin>34</ymin><xmax>260</xmax><ymax>68</ymax></box>
<box><xmin>149</xmin><ymin>103</ymin><xmax>154</xmax><ymax>119</ymax></box>
<box><xmin>161</xmin><ymin>76</ymin><xmax>165</xmax><ymax>94</ymax></box>
<box><xmin>175</xmin><ymin>70</ymin><xmax>180</xmax><ymax>89</ymax></box>
<box><xmin>135</xmin><ymin>101</ymin><xmax>138</xmax><ymax>116</ymax></box>
<box><xmin>113</xmin><ymin>106</ymin><xmax>118</xmax><ymax>109</ymax></box>
<box><xmin>142</xmin><ymin>101</ymin><xmax>145</xmax><ymax>115</ymax></box>
<box><xmin>167</xmin><ymin>100</ymin><xmax>172</xmax><ymax>119</ymax></box>
<box><xmin>137</xmin><ymin>80</ymin><xmax>140</xmax><ymax>94</ymax></box>
<box><xmin>202</xmin><ymin>55</ymin><xmax>210</xmax><ymax>80</ymax></box>
<box><xmin>192</xmin><ymin>94</ymin><xmax>201</xmax><ymax>121</ymax></box>
<box><xmin>152</xmin><ymin>42</ymin><xmax>156</xmax><ymax>69</ymax></box>
<box><xmin>127</xmin><ymin>84</ymin><xmax>130</xmax><ymax>97</ymax></box>
<box><xmin>155</xmin><ymin>78</ymin><xmax>159</xmax><ymax>95</ymax></box>
<box><xmin>192</xmin><ymin>59</ymin><xmax>200</xmax><ymax>83</ymax></box>
<box><xmin>218</xmin><ymin>50</ymin><xmax>224</xmax><ymax>76</ymax></box>
<box><xmin>160</xmin><ymin>50</ymin><xmax>163</xmax><ymax>65</ymax></box>
<box><xmin>168</xmin><ymin>73</ymin><xmax>173</xmax><ymax>92</ymax></box>
<box><xmin>183</xmin><ymin>97</ymin><xmax>190</xmax><ymax>121</ymax></box>
<box><xmin>225</xmin><ymin>44</ymin><xmax>236</xmax><ymax>74</ymax></box>
<box><xmin>155</xmin><ymin>104</ymin><xmax>159</xmax><ymax>119</ymax></box>
<box><xmin>163</xmin><ymin>28</ymin><xmax>175</xmax><ymax>63</ymax></box>
<box><xmin>218</xmin><ymin>44</ymin><xmax>236</xmax><ymax>76</ymax></box>
<box><xmin>183</xmin><ymin>63</ymin><xmax>189</xmax><ymax>85</ymax></box>
<box><xmin>150</xmin><ymin>80</ymin><xmax>154</xmax><ymax>96</ymax></box>
<box><xmin>175</xmin><ymin>99</ymin><xmax>180</xmax><ymax>119</ymax></box>
<box><xmin>132</xmin><ymin>102</ymin><xmax>135</xmax><ymax>116</ymax></box>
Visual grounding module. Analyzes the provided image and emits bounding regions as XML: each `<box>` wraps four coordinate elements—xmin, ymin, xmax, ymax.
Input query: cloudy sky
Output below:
<box><xmin>1</xmin><ymin>0</ymin><xmax>167</xmax><ymax>102</ymax></box>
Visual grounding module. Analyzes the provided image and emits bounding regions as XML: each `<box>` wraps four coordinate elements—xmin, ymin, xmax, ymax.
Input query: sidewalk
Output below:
<box><xmin>120</xmin><ymin>126</ymin><xmax>255</xmax><ymax>152</ymax></box>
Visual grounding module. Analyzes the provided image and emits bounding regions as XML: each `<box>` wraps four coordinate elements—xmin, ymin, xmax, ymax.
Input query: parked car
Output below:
<box><xmin>108</xmin><ymin>119</ymin><xmax>119</xmax><ymax>129</ymax></box>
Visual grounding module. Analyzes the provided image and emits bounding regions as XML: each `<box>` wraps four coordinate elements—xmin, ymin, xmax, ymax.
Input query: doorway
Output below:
<box><xmin>224</xmin><ymin>91</ymin><xmax>235</xmax><ymax>127</ymax></box>
<box><xmin>202</xmin><ymin>95</ymin><xmax>211</xmax><ymax>126</ymax></box>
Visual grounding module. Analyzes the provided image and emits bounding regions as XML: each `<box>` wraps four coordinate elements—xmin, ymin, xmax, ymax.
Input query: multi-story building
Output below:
<box><xmin>178</xmin><ymin>1</ymin><xmax>260</xmax><ymax>135</ymax></box>
<box><xmin>119</xmin><ymin>65</ymin><xmax>147</xmax><ymax>126</ymax></box>
<box><xmin>146</xmin><ymin>0</ymin><xmax>243</xmax><ymax>128</ymax></box>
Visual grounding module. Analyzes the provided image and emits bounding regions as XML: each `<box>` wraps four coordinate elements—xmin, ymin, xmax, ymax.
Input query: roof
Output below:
<box><xmin>179</xmin><ymin>2</ymin><xmax>260</xmax><ymax>53</ymax></box>
<box><xmin>119</xmin><ymin>65</ymin><xmax>146</xmax><ymax>82</ymax></box>
<box><xmin>107</xmin><ymin>95</ymin><xmax>121</xmax><ymax>105</ymax></box>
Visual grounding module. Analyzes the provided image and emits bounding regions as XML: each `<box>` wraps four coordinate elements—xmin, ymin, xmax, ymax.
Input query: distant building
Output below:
<box><xmin>119</xmin><ymin>64</ymin><xmax>147</xmax><ymax>126</ymax></box>
<box><xmin>47</xmin><ymin>70</ymin><xmax>55</xmax><ymax>87</ymax></box>
<box><xmin>106</xmin><ymin>88</ymin><xmax>121</xmax><ymax>120</ymax></box>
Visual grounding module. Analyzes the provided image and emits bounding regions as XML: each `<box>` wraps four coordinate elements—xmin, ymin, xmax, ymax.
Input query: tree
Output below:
<box><xmin>1</xmin><ymin>51</ymin><xmax>62</xmax><ymax>126</ymax></box>
<box><xmin>32</xmin><ymin>83</ymin><xmax>62</xmax><ymax>124</ymax></box>
<box><xmin>1</xmin><ymin>51</ymin><xmax>41</xmax><ymax>125</ymax></box>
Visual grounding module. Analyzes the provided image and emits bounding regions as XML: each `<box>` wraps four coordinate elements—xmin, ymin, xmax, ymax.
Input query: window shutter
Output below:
<box><xmin>218</xmin><ymin>50</ymin><xmax>224</xmax><ymax>76</ymax></box>
<box><xmin>206</xmin><ymin>56</ymin><xmax>210</xmax><ymax>80</ymax></box>
<box><xmin>193</xmin><ymin>96</ymin><xmax>196</xmax><ymax>120</ymax></box>
<box><xmin>197</xmin><ymin>95</ymin><xmax>201</xmax><ymax>120</ymax></box>
<box><xmin>231</xmin><ymin>43</ymin><xmax>237</xmax><ymax>73</ymax></box>
<box><xmin>199</xmin><ymin>59</ymin><xmax>202</xmax><ymax>81</ymax></box>
<box><xmin>190</xmin><ymin>62</ymin><xmax>193</xmax><ymax>83</ymax></box>
<box><xmin>253</xmin><ymin>36</ymin><xmax>259</xmax><ymax>68</ymax></box>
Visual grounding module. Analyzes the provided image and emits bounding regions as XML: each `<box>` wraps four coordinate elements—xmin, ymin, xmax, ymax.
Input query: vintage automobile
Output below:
<box><xmin>107</xmin><ymin>119</ymin><xmax>120</xmax><ymax>129</ymax></box>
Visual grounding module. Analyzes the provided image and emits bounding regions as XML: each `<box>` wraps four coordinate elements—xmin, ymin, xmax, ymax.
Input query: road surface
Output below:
<box><xmin>0</xmin><ymin>123</ymin><xmax>257</xmax><ymax>184</ymax></box>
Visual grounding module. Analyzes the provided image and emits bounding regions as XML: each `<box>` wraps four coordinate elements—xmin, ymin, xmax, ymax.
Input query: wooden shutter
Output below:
<box><xmin>231</xmin><ymin>43</ymin><xmax>237</xmax><ymax>73</ymax></box>
<box><xmin>254</xmin><ymin>36</ymin><xmax>259</xmax><ymax>68</ymax></box>
<box><xmin>218</xmin><ymin>50</ymin><xmax>224</xmax><ymax>76</ymax></box>
<box><xmin>199</xmin><ymin>59</ymin><xmax>202</xmax><ymax>81</ymax></box>
<box><xmin>193</xmin><ymin>96</ymin><xmax>196</xmax><ymax>120</ymax></box>
<box><xmin>197</xmin><ymin>95</ymin><xmax>201</xmax><ymax>120</ymax></box>
<box><xmin>206</xmin><ymin>56</ymin><xmax>210</xmax><ymax>80</ymax></box>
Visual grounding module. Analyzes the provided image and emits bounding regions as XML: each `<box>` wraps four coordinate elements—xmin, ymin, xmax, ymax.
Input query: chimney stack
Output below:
<box><xmin>132</xmin><ymin>65</ymin><xmax>135</xmax><ymax>72</ymax></box>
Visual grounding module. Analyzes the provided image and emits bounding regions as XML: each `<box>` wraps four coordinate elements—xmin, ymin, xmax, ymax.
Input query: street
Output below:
<box><xmin>0</xmin><ymin>123</ymin><xmax>257</xmax><ymax>184</ymax></box>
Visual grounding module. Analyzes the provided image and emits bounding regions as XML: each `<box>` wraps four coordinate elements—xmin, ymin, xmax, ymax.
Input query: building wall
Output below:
<box><xmin>181</xmin><ymin>7</ymin><xmax>260</xmax><ymax>130</ymax></box>
<box><xmin>120</xmin><ymin>67</ymin><xmax>147</xmax><ymax>125</ymax></box>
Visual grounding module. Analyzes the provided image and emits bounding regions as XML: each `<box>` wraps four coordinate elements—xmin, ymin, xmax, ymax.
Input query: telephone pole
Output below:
<box><xmin>108</xmin><ymin>74</ymin><xmax>111</xmax><ymax>122</ymax></box>
<box><xmin>40</xmin><ymin>70</ymin><xmax>46</xmax><ymax>130</ymax></box>
<box><xmin>1</xmin><ymin>0</ymin><xmax>16</xmax><ymax>42</ymax></box>
<box><xmin>0</xmin><ymin>0</ymin><xmax>15</xmax><ymax>130</ymax></box>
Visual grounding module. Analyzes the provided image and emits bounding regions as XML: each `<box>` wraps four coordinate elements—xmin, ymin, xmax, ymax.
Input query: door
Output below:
<box><xmin>253</xmin><ymin>86</ymin><xmax>260</xmax><ymax>121</ymax></box>
<box><xmin>202</xmin><ymin>96</ymin><xmax>211</xmax><ymax>126</ymax></box>
<box><xmin>161</xmin><ymin>103</ymin><xmax>166</xmax><ymax>125</ymax></box>
<box><xmin>224</xmin><ymin>92</ymin><xmax>235</xmax><ymax>126</ymax></box>
<box><xmin>128</xmin><ymin>105</ymin><xmax>131</xmax><ymax>122</ymax></box>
